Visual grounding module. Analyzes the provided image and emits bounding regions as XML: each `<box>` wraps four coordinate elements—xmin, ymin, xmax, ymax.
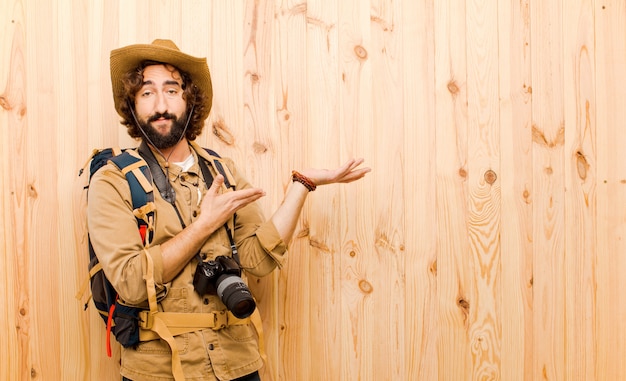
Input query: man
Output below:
<box><xmin>87</xmin><ymin>39</ymin><xmax>370</xmax><ymax>381</ymax></box>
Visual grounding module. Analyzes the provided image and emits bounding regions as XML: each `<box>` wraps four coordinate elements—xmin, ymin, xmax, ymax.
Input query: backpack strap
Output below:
<box><xmin>200</xmin><ymin>147</ymin><xmax>236</xmax><ymax>190</ymax></box>
<box><xmin>109</xmin><ymin>151</ymin><xmax>156</xmax><ymax>245</ymax></box>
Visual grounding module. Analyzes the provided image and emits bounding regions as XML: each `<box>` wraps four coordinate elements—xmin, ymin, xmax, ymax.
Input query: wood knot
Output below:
<box><xmin>484</xmin><ymin>169</ymin><xmax>497</xmax><ymax>185</ymax></box>
<box><xmin>458</xmin><ymin>298</ymin><xmax>469</xmax><ymax>311</ymax></box>
<box><xmin>430</xmin><ymin>259</ymin><xmax>437</xmax><ymax>276</ymax></box>
<box><xmin>458</xmin><ymin>168</ymin><xmax>467</xmax><ymax>178</ymax></box>
<box><xmin>28</xmin><ymin>184</ymin><xmax>38</xmax><ymax>198</ymax></box>
<box><xmin>354</xmin><ymin>45</ymin><xmax>368</xmax><ymax>60</ymax></box>
<box><xmin>212</xmin><ymin>118</ymin><xmax>235</xmax><ymax>145</ymax></box>
<box><xmin>359</xmin><ymin>279</ymin><xmax>373</xmax><ymax>294</ymax></box>
<box><xmin>0</xmin><ymin>95</ymin><xmax>11</xmax><ymax>110</ymax></box>
<box><xmin>576</xmin><ymin>151</ymin><xmax>588</xmax><ymax>180</ymax></box>
<box><xmin>277</xmin><ymin>109</ymin><xmax>291</xmax><ymax>121</ymax></box>
<box><xmin>296</xmin><ymin>227</ymin><xmax>310</xmax><ymax>238</ymax></box>
<box><xmin>252</xmin><ymin>142</ymin><xmax>268</xmax><ymax>154</ymax></box>
<box><xmin>309</xmin><ymin>238</ymin><xmax>330</xmax><ymax>252</ymax></box>
<box><xmin>447</xmin><ymin>80</ymin><xmax>459</xmax><ymax>95</ymax></box>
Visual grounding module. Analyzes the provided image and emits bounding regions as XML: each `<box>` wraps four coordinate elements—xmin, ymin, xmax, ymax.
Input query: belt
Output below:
<box><xmin>138</xmin><ymin>310</ymin><xmax>250</xmax><ymax>341</ymax></box>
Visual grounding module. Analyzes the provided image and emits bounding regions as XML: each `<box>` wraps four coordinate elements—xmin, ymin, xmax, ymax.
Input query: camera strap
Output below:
<box><xmin>196</xmin><ymin>153</ymin><xmax>241</xmax><ymax>265</ymax></box>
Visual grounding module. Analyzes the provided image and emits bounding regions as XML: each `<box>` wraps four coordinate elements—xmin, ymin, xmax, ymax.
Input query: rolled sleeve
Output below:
<box><xmin>254</xmin><ymin>220</ymin><xmax>288</xmax><ymax>268</ymax></box>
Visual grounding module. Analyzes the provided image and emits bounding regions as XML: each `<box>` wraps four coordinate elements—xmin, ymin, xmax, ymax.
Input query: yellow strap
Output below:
<box><xmin>142</xmin><ymin>248</ymin><xmax>185</xmax><ymax>381</ymax></box>
<box><xmin>75</xmin><ymin>263</ymin><xmax>102</xmax><ymax>300</ymax></box>
<box><xmin>133</xmin><ymin>202</ymin><xmax>156</xmax><ymax>225</ymax></box>
<box><xmin>150</xmin><ymin>314</ymin><xmax>185</xmax><ymax>381</ymax></box>
<box><xmin>249</xmin><ymin>308</ymin><xmax>267</xmax><ymax>364</ymax></box>
<box><xmin>138</xmin><ymin>311</ymin><xmax>250</xmax><ymax>341</ymax></box>
<box><xmin>139</xmin><ymin>310</ymin><xmax>247</xmax><ymax>329</ymax></box>
<box><xmin>131</xmin><ymin>166</ymin><xmax>154</xmax><ymax>193</ymax></box>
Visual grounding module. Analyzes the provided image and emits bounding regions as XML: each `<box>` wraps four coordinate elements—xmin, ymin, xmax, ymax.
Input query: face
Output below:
<box><xmin>134</xmin><ymin>64</ymin><xmax>189</xmax><ymax>149</ymax></box>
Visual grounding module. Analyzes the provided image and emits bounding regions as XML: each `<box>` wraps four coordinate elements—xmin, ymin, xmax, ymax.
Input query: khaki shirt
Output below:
<box><xmin>87</xmin><ymin>141</ymin><xmax>286</xmax><ymax>381</ymax></box>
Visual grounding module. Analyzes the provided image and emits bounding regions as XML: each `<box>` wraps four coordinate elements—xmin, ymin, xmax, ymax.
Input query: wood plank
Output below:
<box><xmin>1</xmin><ymin>2</ymin><xmax>27</xmax><ymax>380</ymax></box>
<box><xmin>24</xmin><ymin>0</ymin><xmax>63</xmax><ymax>379</ymax></box>
<box><xmin>336</xmin><ymin>0</ymin><xmax>377</xmax><ymax>379</ymax></box>
<box><xmin>530</xmin><ymin>0</ymin><xmax>566</xmax><ymax>379</ymax></box>
<box><xmin>433</xmin><ymin>0</ymin><xmax>472</xmax><ymax>379</ymax></box>
<box><xmin>594</xmin><ymin>0</ymin><xmax>626</xmax><ymax>379</ymax></box>
<box><xmin>562</xmin><ymin>1</ymin><xmax>597</xmax><ymax>380</ymax></box>
<box><xmin>497</xmin><ymin>0</ymin><xmax>534</xmax><ymax>380</ymax></box>
<box><xmin>401</xmin><ymin>0</ymin><xmax>438</xmax><ymax>380</ymax></box>
<box><xmin>368</xmin><ymin>0</ymin><xmax>407</xmax><ymax>379</ymax></box>
<box><xmin>465</xmin><ymin>0</ymin><xmax>502</xmax><ymax>379</ymax></box>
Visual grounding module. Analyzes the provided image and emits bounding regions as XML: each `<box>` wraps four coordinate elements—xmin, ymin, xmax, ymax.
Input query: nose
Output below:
<box><xmin>154</xmin><ymin>90</ymin><xmax>168</xmax><ymax>114</ymax></box>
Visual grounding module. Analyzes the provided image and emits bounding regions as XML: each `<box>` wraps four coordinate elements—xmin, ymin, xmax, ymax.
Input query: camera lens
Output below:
<box><xmin>216</xmin><ymin>274</ymin><xmax>256</xmax><ymax>318</ymax></box>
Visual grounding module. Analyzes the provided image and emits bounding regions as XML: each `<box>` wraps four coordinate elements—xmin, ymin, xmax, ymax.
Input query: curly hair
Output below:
<box><xmin>118</xmin><ymin>61</ymin><xmax>208</xmax><ymax>141</ymax></box>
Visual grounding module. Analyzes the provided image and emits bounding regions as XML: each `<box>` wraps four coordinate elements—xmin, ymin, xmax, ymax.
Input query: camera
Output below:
<box><xmin>193</xmin><ymin>255</ymin><xmax>256</xmax><ymax>318</ymax></box>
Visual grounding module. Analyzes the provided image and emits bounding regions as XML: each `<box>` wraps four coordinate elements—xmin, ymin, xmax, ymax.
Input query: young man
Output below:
<box><xmin>88</xmin><ymin>39</ymin><xmax>370</xmax><ymax>381</ymax></box>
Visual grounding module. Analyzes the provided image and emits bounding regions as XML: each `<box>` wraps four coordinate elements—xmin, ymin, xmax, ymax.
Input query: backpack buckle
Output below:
<box><xmin>212</xmin><ymin>311</ymin><xmax>227</xmax><ymax>330</ymax></box>
<box><xmin>138</xmin><ymin>310</ymin><xmax>154</xmax><ymax>329</ymax></box>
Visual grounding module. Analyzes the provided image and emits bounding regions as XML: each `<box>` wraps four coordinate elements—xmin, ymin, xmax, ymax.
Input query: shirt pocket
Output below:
<box><xmin>159</xmin><ymin>287</ymin><xmax>189</xmax><ymax>313</ymax></box>
<box><xmin>220</xmin><ymin>324</ymin><xmax>256</xmax><ymax>343</ymax></box>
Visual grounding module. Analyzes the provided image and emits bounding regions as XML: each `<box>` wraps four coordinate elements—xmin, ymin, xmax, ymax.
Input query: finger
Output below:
<box><xmin>337</xmin><ymin>158</ymin><xmax>364</xmax><ymax>174</ymax></box>
<box><xmin>340</xmin><ymin>167</ymin><xmax>371</xmax><ymax>183</ymax></box>
<box><xmin>227</xmin><ymin>188</ymin><xmax>265</xmax><ymax>210</ymax></box>
<box><xmin>208</xmin><ymin>174</ymin><xmax>225</xmax><ymax>194</ymax></box>
<box><xmin>346</xmin><ymin>158</ymin><xmax>365</xmax><ymax>172</ymax></box>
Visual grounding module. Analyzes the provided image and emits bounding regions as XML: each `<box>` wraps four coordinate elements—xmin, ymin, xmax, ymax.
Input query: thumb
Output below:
<box><xmin>208</xmin><ymin>174</ymin><xmax>224</xmax><ymax>193</ymax></box>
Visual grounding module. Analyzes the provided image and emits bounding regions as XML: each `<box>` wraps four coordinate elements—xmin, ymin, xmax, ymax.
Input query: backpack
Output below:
<box><xmin>75</xmin><ymin>146</ymin><xmax>157</xmax><ymax>356</ymax></box>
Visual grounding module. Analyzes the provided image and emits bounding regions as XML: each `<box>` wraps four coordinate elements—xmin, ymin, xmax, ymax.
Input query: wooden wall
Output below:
<box><xmin>1</xmin><ymin>0</ymin><xmax>625</xmax><ymax>380</ymax></box>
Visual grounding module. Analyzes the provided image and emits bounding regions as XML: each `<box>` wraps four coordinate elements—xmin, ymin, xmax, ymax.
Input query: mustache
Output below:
<box><xmin>147</xmin><ymin>112</ymin><xmax>177</xmax><ymax>123</ymax></box>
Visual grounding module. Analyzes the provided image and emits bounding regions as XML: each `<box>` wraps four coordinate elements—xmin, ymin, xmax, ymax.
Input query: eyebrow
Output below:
<box><xmin>142</xmin><ymin>79</ymin><xmax>182</xmax><ymax>87</ymax></box>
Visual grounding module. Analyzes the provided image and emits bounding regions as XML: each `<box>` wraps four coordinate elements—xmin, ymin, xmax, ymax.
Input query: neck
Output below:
<box><xmin>151</xmin><ymin>139</ymin><xmax>191</xmax><ymax>163</ymax></box>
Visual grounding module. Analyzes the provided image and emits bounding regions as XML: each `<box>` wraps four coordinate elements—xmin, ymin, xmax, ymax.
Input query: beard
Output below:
<box><xmin>137</xmin><ymin>111</ymin><xmax>189</xmax><ymax>149</ymax></box>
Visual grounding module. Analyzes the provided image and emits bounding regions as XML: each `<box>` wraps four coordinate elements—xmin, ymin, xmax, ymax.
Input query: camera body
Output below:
<box><xmin>193</xmin><ymin>255</ymin><xmax>256</xmax><ymax>318</ymax></box>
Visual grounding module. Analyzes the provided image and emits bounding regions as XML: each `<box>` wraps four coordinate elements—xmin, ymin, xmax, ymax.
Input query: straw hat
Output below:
<box><xmin>110</xmin><ymin>39</ymin><xmax>213</xmax><ymax>121</ymax></box>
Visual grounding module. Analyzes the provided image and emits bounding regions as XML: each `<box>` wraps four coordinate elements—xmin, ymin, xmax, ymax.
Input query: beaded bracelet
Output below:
<box><xmin>291</xmin><ymin>170</ymin><xmax>317</xmax><ymax>192</ymax></box>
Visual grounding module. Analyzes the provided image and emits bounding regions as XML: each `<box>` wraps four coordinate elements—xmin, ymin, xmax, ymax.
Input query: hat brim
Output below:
<box><xmin>110</xmin><ymin>43</ymin><xmax>213</xmax><ymax>121</ymax></box>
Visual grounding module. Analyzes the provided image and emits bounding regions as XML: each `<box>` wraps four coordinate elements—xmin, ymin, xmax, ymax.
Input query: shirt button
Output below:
<box><xmin>203</xmin><ymin>298</ymin><xmax>209</xmax><ymax>305</ymax></box>
<box><xmin>180</xmin><ymin>175</ymin><xmax>187</xmax><ymax>182</ymax></box>
<box><xmin>208</xmin><ymin>344</ymin><xmax>214</xmax><ymax>350</ymax></box>
<box><xmin>193</xmin><ymin>210</ymin><xmax>198</xmax><ymax>217</ymax></box>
